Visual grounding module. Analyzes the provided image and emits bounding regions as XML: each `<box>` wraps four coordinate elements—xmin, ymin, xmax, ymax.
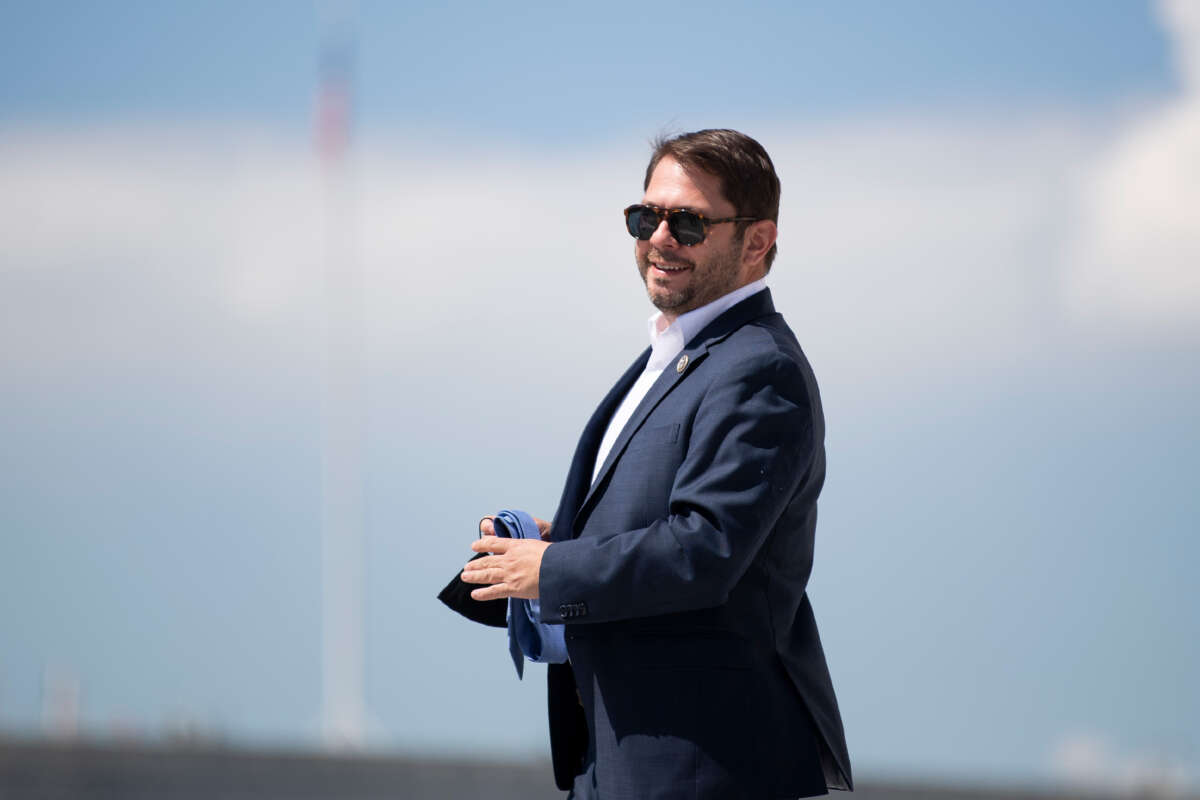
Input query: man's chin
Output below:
<box><xmin>648</xmin><ymin>288</ymin><xmax>691</xmax><ymax>313</ymax></box>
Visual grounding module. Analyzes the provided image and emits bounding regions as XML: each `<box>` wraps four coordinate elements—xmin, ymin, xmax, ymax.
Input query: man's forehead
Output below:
<box><xmin>643</xmin><ymin>157</ymin><xmax>731</xmax><ymax>212</ymax></box>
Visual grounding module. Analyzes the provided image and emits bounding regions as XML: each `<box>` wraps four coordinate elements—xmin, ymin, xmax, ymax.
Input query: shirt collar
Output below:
<box><xmin>644</xmin><ymin>277</ymin><xmax>768</xmax><ymax>371</ymax></box>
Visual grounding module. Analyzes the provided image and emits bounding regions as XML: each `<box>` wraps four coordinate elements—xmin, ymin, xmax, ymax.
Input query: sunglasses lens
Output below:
<box><xmin>625</xmin><ymin>206</ymin><xmax>708</xmax><ymax>245</ymax></box>
<box><xmin>626</xmin><ymin>206</ymin><xmax>658</xmax><ymax>240</ymax></box>
<box><xmin>668</xmin><ymin>211</ymin><xmax>706</xmax><ymax>246</ymax></box>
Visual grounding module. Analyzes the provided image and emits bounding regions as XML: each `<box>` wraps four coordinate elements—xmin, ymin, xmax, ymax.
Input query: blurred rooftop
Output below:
<box><xmin>1</xmin><ymin>735</ymin><xmax>1193</xmax><ymax>800</ymax></box>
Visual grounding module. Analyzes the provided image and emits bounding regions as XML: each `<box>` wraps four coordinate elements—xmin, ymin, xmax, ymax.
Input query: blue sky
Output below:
<box><xmin>2</xmin><ymin>0</ymin><xmax>1198</xmax><ymax>793</ymax></box>
<box><xmin>0</xmin><ymin>1</ymin><xmax>1176</xmax><ymax>133</ymax></box>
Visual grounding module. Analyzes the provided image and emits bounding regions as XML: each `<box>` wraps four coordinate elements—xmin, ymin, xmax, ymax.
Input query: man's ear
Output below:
<box><xmin>741</xmin><ymin>219</ymin><xmax>777</xmax><ymax>274</ymax></box>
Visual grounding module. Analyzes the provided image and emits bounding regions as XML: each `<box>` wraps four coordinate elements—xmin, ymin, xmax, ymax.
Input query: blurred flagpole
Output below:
<box><xmin>316</xmin><ymin>2</ymin><xmax>365</xmax><ymax>749</ymax></box>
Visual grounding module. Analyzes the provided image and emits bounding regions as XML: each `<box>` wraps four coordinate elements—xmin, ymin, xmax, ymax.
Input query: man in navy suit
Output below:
<box><xmin>462</xmin><ymin>129</ymin><xmax>851</xmax><ymax>799</ymax></box>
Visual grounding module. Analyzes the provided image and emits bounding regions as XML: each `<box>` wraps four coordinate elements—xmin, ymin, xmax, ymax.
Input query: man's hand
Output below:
<box><xmin>463</xmin><ymin>535</ymin><xmax>550</xmax><ymax>601</ymax></box>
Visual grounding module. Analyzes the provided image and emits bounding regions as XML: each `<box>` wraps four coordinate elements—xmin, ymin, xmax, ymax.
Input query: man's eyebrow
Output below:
<box><xmin>645</xmin><ymin>203</ymin><xmax>708</xmax><ymax>215</ymax></box>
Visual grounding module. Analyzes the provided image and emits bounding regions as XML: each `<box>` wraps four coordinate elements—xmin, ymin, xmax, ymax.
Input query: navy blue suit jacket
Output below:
<box><xmin>538</xmin><ymin>289</ymin><xmax>851</xmax><ymax>798</ymax></box>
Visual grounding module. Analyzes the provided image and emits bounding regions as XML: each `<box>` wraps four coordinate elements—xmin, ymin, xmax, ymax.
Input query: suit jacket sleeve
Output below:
<box><xmin>538</xmin><ymin>348</ymin><xmax>817</xmax><ymax>624</ymax></box>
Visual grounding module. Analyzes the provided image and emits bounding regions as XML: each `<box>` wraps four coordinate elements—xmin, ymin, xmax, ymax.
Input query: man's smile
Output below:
<box><xmin>648</xmin><ymin>253</ymin><xmax>694</xmax><ymax>276</ymax></box>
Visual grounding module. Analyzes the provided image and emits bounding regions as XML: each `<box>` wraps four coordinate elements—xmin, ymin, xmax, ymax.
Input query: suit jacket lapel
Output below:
<box><xmin>579</xmin><ymin>352</ymin><xmax>695</xmax><ymax>519</ymax></box>
<box><xmin>574</xmin><ymin>289</ymin><xmax>778</xmax><ymax>534</ymax></box>
<box><xmin>550</xmin><ymin>348</ymin><xmax>649</xmax><ymax>543</ymax></box>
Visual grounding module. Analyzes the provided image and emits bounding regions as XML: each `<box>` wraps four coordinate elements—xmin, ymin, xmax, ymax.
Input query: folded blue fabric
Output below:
<box><xmin>491</xmin><ymin>509</ymin><xmax>569</xmax><ymax>678</ymax></box>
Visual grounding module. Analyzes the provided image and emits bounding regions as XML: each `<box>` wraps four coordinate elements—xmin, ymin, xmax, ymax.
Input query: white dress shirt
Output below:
<box><xmin>590</xmin><ymin>278</ymin><xmax>769</xmax><ymax>485</ymax></box>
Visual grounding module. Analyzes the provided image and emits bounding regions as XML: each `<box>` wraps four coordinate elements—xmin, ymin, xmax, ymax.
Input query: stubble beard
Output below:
<box><xmin>638</xmin><ymin>239</ymin><xmax>743</xmax><ymax>316</ymax></box>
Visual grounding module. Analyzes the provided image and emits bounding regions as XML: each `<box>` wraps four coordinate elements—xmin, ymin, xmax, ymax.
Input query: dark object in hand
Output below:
<box><xmin>437</xmin><ymin>553</ymin><xmax>507</xmax><ymax>628</ymax></box>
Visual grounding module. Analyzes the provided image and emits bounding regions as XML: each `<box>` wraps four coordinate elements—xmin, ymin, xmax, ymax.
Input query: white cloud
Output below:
<box><xmin>6</xmin><ymin>63</ymin><xmax>1199</xmax><ymax>410</ymax></box>
<box><xmin>762</xmin><ymin>116</ymin><xmax>1100</xmax><ymax>382</ymax></box>
<box><xmin>0</xmin><ymin>115</ymin><xmax>1110</xmax><ymax>401</ymax></box>
<box><xmin>0</xmin><ymin>127</ymin><xmax>326</xmax><ymax>381</ymax></box>
<box><xmin>1059</xmin><ymin>0</ymin><xmax>1200</xmax><ymax>332</ymax></box>
<box><xmin>1162</xmin><ymin>0</ymin><xmax>1200</xmax><ymax>92</ymax></box>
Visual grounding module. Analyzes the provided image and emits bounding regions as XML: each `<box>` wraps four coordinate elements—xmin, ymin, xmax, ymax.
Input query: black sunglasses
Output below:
<box><xmin>623</xmin><ymin>204</ymin><xmax>758</xmax><ymax>247</ymax></box>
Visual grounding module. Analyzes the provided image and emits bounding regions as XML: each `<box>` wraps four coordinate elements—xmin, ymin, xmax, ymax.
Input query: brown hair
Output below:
<box><xmin>644</xmin><ymin>129</ymin><xmax>781</xmax><ymax>270</ymax></box>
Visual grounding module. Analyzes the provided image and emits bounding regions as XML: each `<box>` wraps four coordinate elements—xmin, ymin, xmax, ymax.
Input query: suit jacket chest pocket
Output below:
<box><xmin>607</xmin><ymin>423</ymin><xmax>682</xmax><ymax>517</ymax></box>
<box><xmin>623</xmin><ymin>422</ymin><xmax>681</xmax><ymax>459</ymax></box>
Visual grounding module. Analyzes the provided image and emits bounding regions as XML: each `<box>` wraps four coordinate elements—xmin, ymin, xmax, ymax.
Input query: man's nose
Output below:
<box><xmin>648</xmin><ymin>218</ymin><xmax>678</xmax><ymax>249</ymax></box>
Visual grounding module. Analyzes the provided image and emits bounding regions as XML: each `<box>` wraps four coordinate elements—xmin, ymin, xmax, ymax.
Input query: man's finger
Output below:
<box><xmin>460</xmin><ymin>564</ymin><xmax>501</xmax><ymax>584</ymax></box>
<box><xmin>471</xmin><ymin>536</ymin><xmax>512</xmax><ymax>554</ymax></box>
<box><xmin>462</xmin><ymin>554</ymin><xmax>494</xmax><ymax>572</ymax></box>
<box><xmin>470</xmin><ymin>584</ymin><xmax>511</xmax><ymax>602</ymax></box>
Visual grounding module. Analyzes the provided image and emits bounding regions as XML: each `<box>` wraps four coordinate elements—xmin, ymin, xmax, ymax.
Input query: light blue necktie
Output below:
<box><xmin>491</xmin><ymin>509</ymin><xmax>569</xmax><ymax>678</ymax></box>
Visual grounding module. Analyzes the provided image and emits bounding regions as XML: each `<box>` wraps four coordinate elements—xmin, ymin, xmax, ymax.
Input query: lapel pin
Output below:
<box><xmin>676</xmin><ymin>354</ymin><xmax>689</xmax><ymax>373</ymax></box>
